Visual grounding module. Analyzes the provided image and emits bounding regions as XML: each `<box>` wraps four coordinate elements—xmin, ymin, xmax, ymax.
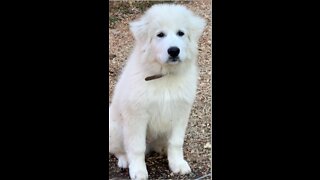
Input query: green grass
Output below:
<box><xmin>109</xmin><ymin>15</ymin><xmax>119</xmax><ymax>29</ymax></box>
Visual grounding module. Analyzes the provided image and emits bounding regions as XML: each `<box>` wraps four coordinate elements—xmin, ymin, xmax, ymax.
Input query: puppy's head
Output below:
<box><xmin>130</xmin><ymin>4</ymin><xmax>206</xmax><ymax>65</ymax></box>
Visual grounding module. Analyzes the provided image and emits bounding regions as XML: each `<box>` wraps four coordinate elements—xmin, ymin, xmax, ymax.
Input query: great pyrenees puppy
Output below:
<box><xmin>109</xmin><ymin>4</ymin><xmax>206</xmax><ymax>180</ymax></box>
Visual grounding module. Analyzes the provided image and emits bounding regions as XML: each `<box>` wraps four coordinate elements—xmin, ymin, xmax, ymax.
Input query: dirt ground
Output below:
<box><xmin>109</xmin><ymin>0</ymin><xmax>212</xmax><ymax>179</ymax></box>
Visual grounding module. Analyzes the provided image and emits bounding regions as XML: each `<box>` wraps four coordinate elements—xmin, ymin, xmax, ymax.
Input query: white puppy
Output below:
<box><xmin>109</xmin><ymin>4</ymin><xmax>206</xmax><ymax>180</ymax></box>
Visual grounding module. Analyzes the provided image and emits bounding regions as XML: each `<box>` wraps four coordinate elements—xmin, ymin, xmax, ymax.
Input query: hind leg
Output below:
<box><xmin>109</xmin><ymin>106</ymin><xmax>128</xmax><ymax>168</ymax></box>
<box><xmin>115</xmin><ymin>154</ymin><xmax>128</xmax><ymax>168</ymax></box>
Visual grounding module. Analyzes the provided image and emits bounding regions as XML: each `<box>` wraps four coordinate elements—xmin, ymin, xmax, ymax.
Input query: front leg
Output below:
<box><xmin>123</xmin><ymin>113</ymin><xmax>148</xmax><ymax>180</ymax></box>
<box><xmin>167</xmin><ymin>115</ymin><xmax>191</xmax><ymax>175</ymax></box>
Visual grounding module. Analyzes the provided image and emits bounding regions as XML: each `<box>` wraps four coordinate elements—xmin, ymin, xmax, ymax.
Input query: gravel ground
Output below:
<box><xmin>109</xmin><ymin>1</ymin><xmax>212</xmax><ymax>179</ymax></box>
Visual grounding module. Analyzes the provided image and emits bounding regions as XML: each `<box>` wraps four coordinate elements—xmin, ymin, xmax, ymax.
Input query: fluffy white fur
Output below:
<box><xmin>109</xmin><ymin>4</ymin><xmax>206</xmax><ymax>180</ymax></box>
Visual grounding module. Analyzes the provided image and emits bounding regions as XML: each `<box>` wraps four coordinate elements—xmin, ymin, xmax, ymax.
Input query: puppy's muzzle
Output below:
<box><xmin>167</xmin><ymin>46</ymin><xmax>180</xmax><ymax>63</ymax></box>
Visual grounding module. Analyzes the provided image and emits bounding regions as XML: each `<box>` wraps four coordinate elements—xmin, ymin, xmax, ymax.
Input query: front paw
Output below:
<box><xmin>129</xmin><ymin>165</ymin><xmax>148</xmax><ymax>180</ymax></box>
<box><xmin>169</xmin><ymin>159</ymin><xmax>191</xmax><ymax>175</ymax></box>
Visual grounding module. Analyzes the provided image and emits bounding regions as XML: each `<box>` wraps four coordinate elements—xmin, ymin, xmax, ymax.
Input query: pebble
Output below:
<box><xmin>204</xmin><ymin>142</ymin><xmax>211</xmax><ymax>149</ymax></box>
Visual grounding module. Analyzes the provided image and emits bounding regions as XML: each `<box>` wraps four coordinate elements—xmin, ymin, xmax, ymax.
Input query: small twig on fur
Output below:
<box><xmin>194</xmin><ymin>173</ymin><xmax>211</xmax><ymax>180</ymax></box>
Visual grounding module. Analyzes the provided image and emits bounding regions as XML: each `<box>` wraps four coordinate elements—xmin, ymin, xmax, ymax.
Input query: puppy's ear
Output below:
<box><xmin>188</xmin><ymin>15</ymin><xmax>206</xmax><ymax>42</ymax></box>
<box><xmin>130</xmin><ymin>18</ymin><xmax>149</xmax><ymax>44</ymax></box>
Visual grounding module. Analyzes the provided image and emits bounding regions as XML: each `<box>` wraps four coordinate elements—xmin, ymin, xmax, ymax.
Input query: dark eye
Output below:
<box><xmin>157</xmin><ymin>32</ymin><xmax>165</xmax><ymax>38</ymax></box>
<box><xmin>177</xmin><ymin>30</ymin><xmax>184</xmax><ymax>36</ymax></box>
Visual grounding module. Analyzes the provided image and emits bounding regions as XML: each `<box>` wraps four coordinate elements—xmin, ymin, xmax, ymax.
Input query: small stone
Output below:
<box><xmin>204</xmin><ymin>142</ymin><xmax>211</xmax><ymax>149</ymax></box>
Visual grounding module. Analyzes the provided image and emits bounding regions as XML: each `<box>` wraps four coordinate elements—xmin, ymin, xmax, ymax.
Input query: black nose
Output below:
<box><xmin>167</xmin><ymin>47</ymin><xmax>180</xmax><ymax>58</ymax></box>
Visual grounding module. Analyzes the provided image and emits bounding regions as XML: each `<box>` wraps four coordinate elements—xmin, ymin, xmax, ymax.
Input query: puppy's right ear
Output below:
<box><xmin>129</xmin><ymin>18</ymin><xmax>149</xmax><ymax>44</ymax></box>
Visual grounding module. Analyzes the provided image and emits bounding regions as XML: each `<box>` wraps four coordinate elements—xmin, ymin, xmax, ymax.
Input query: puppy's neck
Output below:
<box><xmin>144</xmin><ymin>61</ymin><xmax>189</xmax><ymax>81</ymax></box>
<box><xmin>145</xmin><ymin>73</ymin><xmax>166</xmax><ymax>81</ymax></box>
<box><xmin>144</xmin><ymin>64</ymin><xmax>168</xmax><ymax>81</ymax></box>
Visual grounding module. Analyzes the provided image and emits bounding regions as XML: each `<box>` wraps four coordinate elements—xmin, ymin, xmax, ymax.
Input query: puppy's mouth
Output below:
<box><xmin>145</xmin><ymin>57</ymin><xmax>180</xmax><ymax>81</ymax></box>
<box><xmin>166</xmin><ymin>57</ymin><xmax>181</xmax><ymax>64</ymax></box>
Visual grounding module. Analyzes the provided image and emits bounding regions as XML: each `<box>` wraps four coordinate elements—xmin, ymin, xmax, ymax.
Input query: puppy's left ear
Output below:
<box><xmin>188</xmin><ymin>15</ymin><xmax>206</xmax><ymax>42</ymax></box>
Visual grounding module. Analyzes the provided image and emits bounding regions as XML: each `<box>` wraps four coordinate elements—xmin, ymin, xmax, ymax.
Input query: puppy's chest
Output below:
<box><xmin>145</xmin><ymin>86</ymin><xmax>192</xmax><ymax>133</ymax></box>
<box><xmin>145</xmin><ymin>85</ymin><xmax>193</xmax><ymax>115</ymax></box>
<box><xmin>146</xmin><ymin>101</ymin><xmax>179</xmax><ymax>136</ymax></box>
